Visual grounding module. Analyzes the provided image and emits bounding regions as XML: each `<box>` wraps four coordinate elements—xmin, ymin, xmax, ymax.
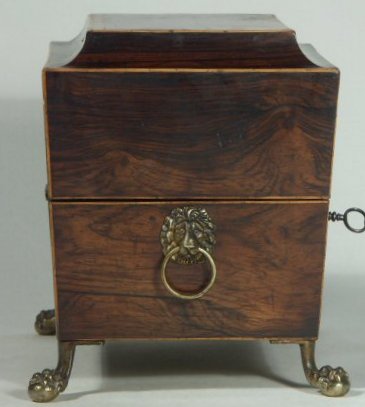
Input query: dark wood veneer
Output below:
<box><xmin>44</xmin><ymin>13</ymin><xmax>338</xmax><ymax>348</ymax></box>
<box><xmin>63</xmin><ymin>32</ymin><xmax>317</xmax><ymax>69</ymax></box>
<box><xmin>52</xmin><ymin>201</ymin><xmax>328</xmax><ymax>341</ymax></box>
<box><xmin>45</xmin><ymin>71</ymin><xmax>338</xmax><ymax>200</ymax></box>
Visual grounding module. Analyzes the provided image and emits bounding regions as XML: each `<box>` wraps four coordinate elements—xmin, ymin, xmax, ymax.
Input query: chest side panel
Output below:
<box><xmin>52</xmin><ymin>201</ymin><xmax>328</xmax><ymax>341</ymax></box>
<box><xmin>45</xmin><ymin>71</ymin><xmax>338</xmax><ymax>199</ymax></box>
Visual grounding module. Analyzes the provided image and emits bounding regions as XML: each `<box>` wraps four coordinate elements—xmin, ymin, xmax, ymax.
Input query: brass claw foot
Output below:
<box><xmin>300</xmin><ymin>341</ymin><xmax>350</xmax><ymax>397</ymax></box>
<box><xmin>28</xmin><ymin>341</ymin><xmax>75</xmax><ymax>402</ymax></box>
<box><xmin>35</xmin><ymin>309</ymin><xmax>56</xmax><ymax>335</ymax></box>
<box><xmin>28</xmin><ymin>369</ymin><xmax>65</xmax><ymax>402</ymax></box>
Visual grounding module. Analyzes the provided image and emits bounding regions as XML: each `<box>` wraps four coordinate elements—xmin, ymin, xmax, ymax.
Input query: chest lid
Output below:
<box><xmin>45</xmin><ymin>14</ymin><xmax>335</xmax><ymax>69</ymax></box>
<box><xmin>44</xmin><ymin>14</ymin><xmax>338</xmax><ymax>200</ymax></box>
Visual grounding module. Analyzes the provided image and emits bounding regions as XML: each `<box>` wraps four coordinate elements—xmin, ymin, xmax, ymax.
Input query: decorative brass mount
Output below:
<box><xmin>28</xmin><ymin>342</ymin><xmax>75</xmax><ymax>402</ymax></box>
<box><xmin>160</xmin><ymin>207</ymin><xmax>217</xmax><ymax>299</ymax></box>
<box><xmin>35</xmin><ymin>309</ymin><xmax>56</xmax><ymax>335</ymax></box>
<box><xmin>300</xmin><ymin>341</ymin><xmax>350</xmax><ymax>397</ymax></box>
<box><xmin>270</xmin><ymin>340</ymin><xmax>350</xmax><ymax>397</ymax></box>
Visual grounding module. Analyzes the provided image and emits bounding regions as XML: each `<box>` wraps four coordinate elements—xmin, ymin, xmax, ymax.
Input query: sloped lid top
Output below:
<box><xmin>87</xmin><ymin>14</ymin><xmax>290</xmax><ymax>32</ymax></box>
<box><xmin>45</xmin><ymin>14</ymin><xmax>337</xmax><ymax>70</ymax></box>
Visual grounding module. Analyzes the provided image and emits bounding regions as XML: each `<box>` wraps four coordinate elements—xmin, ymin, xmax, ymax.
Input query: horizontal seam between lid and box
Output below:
<box><xmin>44</xmin><ymin>67</ymin><xmax>339</xmax><ymax>73</ymax></box>
<box><xmin>48</xmin><ymin>197</ymin><xmax>330</xmax><ymax>204</ymax></box>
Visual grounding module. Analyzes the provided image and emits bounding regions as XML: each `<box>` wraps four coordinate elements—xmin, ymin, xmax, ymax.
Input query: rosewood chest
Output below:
<box><xmin>29</xmin><ymin>14</ymin><xmax>352</xmax><ymax>401</ymax></box>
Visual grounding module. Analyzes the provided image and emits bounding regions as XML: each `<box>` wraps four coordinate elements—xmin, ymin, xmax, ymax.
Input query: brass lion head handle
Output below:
<box><xmin>160</xmin><ymin>207</ymin><xmax>217</xmax><ymax>299</ymax></box>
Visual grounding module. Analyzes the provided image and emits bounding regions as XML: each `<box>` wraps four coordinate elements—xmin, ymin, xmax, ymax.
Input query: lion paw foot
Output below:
<box><xmin>316</xmin><ymin>365</ymin><xmax>350</xmax><ymax>397</ymax></box>
<box><xmin>28</xmin><ymin>369</ymin><xmax>64</xmax><ymax>402</ymax></box>
<box><xmin>35</xmin><ymin>310</ymin><xmax>56</xmax><ymax>336</ymax></box>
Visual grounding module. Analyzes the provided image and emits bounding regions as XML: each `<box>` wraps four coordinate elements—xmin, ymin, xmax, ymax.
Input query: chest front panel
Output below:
<box><xmin>52</xmin><ymin>201</ymin><xmax>328</xmax><ymax>341</ymax></box>
<box><xmin>45</xmin><ymin>71</ymin><xmax>338</xmax><ymax>200</ymax></box>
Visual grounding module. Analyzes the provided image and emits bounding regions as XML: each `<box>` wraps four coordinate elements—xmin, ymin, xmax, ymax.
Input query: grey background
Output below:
<box><xmin>0</xmin><ymin>1</ymin><xmax>364</xmax><ymax>406</ymax></box>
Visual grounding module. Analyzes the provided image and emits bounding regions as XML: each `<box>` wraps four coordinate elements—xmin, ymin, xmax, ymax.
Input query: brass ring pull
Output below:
<box><xmin>161</xmin><ymin>246</ymin><xmax>217</xmax><ymax>300</ymax></box>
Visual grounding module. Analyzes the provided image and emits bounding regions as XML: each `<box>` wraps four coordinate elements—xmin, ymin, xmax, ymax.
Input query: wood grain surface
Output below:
<box><xmin>60</xmin><ymin>32</ymin><xmax>316</xmax><ymax>69</ymax></box>
<box><xmin>51</xmin><ymin>201</ymin><xmax>328</xmax><ymax>341</ymax></box>
<box><xmin>45</xmin><ymin>71</ymin><xmax>338</xmax><ymax>199</ymax></box>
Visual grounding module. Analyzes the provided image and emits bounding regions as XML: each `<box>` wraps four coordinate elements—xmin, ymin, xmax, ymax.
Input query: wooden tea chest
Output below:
<box><xmin>29</xmin><ymin>14</ymin><xmax>351</xmax><ymax>402</ymax></box>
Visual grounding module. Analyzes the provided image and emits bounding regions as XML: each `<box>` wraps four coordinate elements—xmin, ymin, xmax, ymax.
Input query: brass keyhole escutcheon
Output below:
<box><xmin>160</xmin><ymin>207</ymin><xmax>217</xmax><ymax>300</ymax></box>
